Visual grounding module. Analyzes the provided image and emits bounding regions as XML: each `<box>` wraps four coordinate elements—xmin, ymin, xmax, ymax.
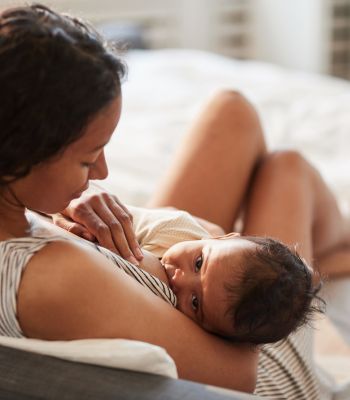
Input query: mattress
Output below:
<box><xmin>102</xmin><ymin>49</ymin><xmax>350</xmax><ymax>210</ymax></box>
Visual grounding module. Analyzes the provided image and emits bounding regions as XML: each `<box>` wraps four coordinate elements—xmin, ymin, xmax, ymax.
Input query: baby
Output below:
<box><xmin>130</xmin><ymin>206</ymin><xmax>322</xmax><ymax>345</ymax></box>
<box><xmin>44</xmin><ymin>203</ymin><xmax>321</xmax><ymax>345</ymax></box>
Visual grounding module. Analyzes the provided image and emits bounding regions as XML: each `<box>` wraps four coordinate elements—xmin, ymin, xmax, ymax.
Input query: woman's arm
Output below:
<box><xmin>16</xmin><ymin>240</ymin><xmax>258</xmax><ymax>392</ymax></box>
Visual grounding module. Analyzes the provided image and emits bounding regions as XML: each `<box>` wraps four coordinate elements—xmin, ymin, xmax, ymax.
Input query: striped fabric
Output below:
<box><xmin>0</xmin><ymin>236</ymin><xmax>176</xmax><ymax>338</ymax></box>
<box><xmin>0</xmin><ymin>237</ymin><xmax>58</xmax><ymax>338</ymax></box>
<box><xmin>93</xmin><ymin>243</ymin><xmax>177</xmax><ymax>306</ymax></box>
<box><xmin>255</xmin><ymin>327</ymin><xmax>326</xmax><ymax>399</ymax></box>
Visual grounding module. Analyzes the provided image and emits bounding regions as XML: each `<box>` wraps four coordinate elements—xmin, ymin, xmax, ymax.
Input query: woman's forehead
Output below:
<box><xmin>69</xmin><ymin>96</ymin><xmax>122</xmax><ymax>154</ymax></box>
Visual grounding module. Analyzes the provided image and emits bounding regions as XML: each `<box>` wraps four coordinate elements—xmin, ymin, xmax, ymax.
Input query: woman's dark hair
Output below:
<box><xmin>224</xmin><ymin>236</ymin><xmax>325</xmax><ymax>345</ymax></box>
<box><xmin>0</xmin><ymin>3</ymin><xmax>126</xmax><ymax>185</ymax></box>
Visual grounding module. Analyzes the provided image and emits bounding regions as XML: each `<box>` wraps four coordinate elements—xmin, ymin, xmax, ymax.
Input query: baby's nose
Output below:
<box><xmin>173</xmin><ymin>267</ymin><xmax>197</xmax><ymax>294</ymax></box>
<box><xmin>171</xmin><ymin>268</ymin><xmax>188</xmax><ymax>292</ymax></box>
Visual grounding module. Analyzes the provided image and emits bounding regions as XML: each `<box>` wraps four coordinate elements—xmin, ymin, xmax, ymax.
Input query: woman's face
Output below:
<box><xmin>11</xmin><ymin>96</ymin><xmax>122</xmax><ymax>213</ymax></box>
<box><xmin>161</xmin><ymin>238</ymin><xmax>256</xmax><ymax>336</ymax></box>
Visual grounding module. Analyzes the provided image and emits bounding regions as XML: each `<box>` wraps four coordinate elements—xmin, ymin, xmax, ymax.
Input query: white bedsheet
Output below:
<box><xmin>102</xmin><ymin>49</ymin><xmax>350</xmax><ymax>208</ymax></box>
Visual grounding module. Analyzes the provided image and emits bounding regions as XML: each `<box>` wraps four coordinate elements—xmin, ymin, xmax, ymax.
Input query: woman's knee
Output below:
<box><xmin>209</xmin><ymin>90</ymin><xmax>244</xmax><ymax>108</ymax></box>
<box><xmin>260</xmin><ymin>150</ymin><xmax>311</xmax><ymax>181</ymax></box>
<box><xmin>204</xmin><ymin>90</ymin><xmax>266</xmax><ymax>150</ymax></box>
<box><xmin>208</xmin><ymin>90</ymin><xmax>256</xmax><ymax>122</ymax></box>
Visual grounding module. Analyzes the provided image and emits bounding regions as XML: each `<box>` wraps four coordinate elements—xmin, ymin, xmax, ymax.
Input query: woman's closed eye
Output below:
<box><xmin>81</xmin><ymin>162</ymin><xmax>94</xmax><ymax>168</ymax></box>
<box><xmin>194</xmin><ymin>254</ymin><xmax>203</xmax><ymax>272</ymax></box>
<box><xmin>81</xmin><ymin>151</ymin><xmax>101</xmax><ymax>168</ymax></box>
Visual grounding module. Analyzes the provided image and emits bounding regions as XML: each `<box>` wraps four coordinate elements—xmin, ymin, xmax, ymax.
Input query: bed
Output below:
<box><xmin>103</xmin><ymin>49</ymin><xmax>350</xmax><ymax>210</ymax></box>
<box><xmin>1</xmin><ymin>48</ymin><xmax>349</xmax><ymax>399</ymax></box>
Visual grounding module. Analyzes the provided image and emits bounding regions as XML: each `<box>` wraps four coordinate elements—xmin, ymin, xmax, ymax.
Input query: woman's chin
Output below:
<box><xmin>35</xmin><ymin>200</ymin><xmax>71</xmax><ymax>215</ymax></box>
<box><xmin>71</xmin><ymin>191</ymin><xmax>84</xmax><ymax>200</ymax></box>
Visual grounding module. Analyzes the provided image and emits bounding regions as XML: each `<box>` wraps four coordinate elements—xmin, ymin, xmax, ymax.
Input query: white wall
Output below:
<box><xmin>251</xmin><ymin>0</ymin><xmax>331</xmax><ymax>73</ymax></box>
<box><xmin>0</xmin><ymin>0</ymin><xmax>333</xmax><ymax>73</ymax></box>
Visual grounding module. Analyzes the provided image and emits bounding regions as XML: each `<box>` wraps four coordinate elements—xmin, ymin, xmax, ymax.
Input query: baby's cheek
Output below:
<box><xmin>176</xmin><ymin>299</ymin><xmax>199</xmax><ymax>325</ymax></box>
<box><xmin>175</xmin><ymin>297</ymin><xmax>187</xmax><ymax>316</ymax></box>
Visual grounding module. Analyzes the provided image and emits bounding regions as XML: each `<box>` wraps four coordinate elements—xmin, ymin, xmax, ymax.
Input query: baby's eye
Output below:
<box><xmin>191</xmin><ymin>294</ymin><xmax>199</xmax><ymax>312</ymax></box>
<box><xmin>194</xmin><ymin>254</ymin><xmax>203</xmax><ymax>272</ymax></box>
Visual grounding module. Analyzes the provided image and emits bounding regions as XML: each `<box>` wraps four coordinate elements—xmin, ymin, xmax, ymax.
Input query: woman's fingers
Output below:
<box><xmin>88</xmin><ymin>201</ymin><xmax>141</xmax><ymax>265</ymax></box>
<box><xmin>106</xmin><ymin>196</ymin><xmax>144</xmax><ymax>261</ymax></box>
<box><xmin>61</xmin><ymin>192</ymin><xmax>142</xmax><ymax>264</ymax></box>
<box><xmin>52</xmin><ymin>214</ymin><xmax>96</xmax><ymax>241</ymax></box>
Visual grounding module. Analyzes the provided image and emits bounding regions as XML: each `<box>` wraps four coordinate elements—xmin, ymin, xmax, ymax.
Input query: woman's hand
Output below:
<box><xmin>53</xmin><ymin>191</ymin><xmax>143</xmax><ymax>265</ymax></box>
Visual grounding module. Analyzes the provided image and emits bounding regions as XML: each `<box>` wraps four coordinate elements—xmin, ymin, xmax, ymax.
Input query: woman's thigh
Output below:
<box><xmin>243</xmin><ymin>150</ymin><xmax>348</xmax><ymax>266</ymax></box>
<box><xmin>243</xmin><ymin>151</ymin><xmax>317</xmax><ymax>265</ymax></box>
<box><xmin>148</xmin><ymin>90</ymin><xmax>267</xmax><ymax>232</ymax></box>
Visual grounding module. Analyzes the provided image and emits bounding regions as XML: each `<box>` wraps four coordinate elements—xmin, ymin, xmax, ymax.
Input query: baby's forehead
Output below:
<box><xmin>206</xmin><ymin>237</ymin><xmax>256</xmax><ymax>259</ymax></box>
<box><xmin>200</xmin><ymin>239</ymin><xmax>255</xmax><ymax>335</ymax></box>
<box><xmin>202</xmin><ymin>239</ymin><xmax>258</xmax><ymax>287</ymax></box>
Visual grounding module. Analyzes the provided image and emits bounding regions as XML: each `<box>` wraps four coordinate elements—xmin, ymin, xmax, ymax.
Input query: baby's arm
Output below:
<box><xmin>192</xmin><ymin>216</ymin><xmax>225</xmax><ymax>237</ymax></box>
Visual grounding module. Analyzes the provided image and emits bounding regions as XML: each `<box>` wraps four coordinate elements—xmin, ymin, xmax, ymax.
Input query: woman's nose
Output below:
<box><xmin>89</xmin><ymin>151</ymin><xmax>108</xmax><ymax>180</ymax></box>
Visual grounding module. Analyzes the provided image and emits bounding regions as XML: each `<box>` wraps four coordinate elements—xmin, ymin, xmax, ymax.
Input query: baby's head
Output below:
<box><xmin>161</xmin><ymin>235</ymin><xmax>322</xmax><ymax>345</ymax></box>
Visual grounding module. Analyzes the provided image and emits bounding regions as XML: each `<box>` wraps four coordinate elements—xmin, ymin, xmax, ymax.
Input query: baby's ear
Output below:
<box><xmin>211</xmin><ymin>232</ymin><xmax>241</xmax><ymax>240</ymax></box>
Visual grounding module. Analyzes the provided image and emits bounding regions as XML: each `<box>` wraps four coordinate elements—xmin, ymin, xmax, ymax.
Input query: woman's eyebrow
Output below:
<box><xmin>88</xmin><ymin>142</ymin><xmax>108</xmax><ymax>153</ymax></box>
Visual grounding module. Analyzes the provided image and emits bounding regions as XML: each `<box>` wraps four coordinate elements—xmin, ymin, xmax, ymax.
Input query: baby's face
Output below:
<box><xmin>161</xmin><ymin>237</ymin><xmax>256</xmax><ymax>337</ymax></box>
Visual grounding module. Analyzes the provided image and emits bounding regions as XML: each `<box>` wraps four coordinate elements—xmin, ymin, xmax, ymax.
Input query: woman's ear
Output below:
<box><xmin>211</xmin><ymin>232</ymin><xmax>241</xmax><ymax>240</ymax></box>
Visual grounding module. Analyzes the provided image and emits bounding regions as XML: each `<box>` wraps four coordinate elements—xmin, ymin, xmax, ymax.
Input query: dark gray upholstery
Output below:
<box><xmin>0</xmin><ymin>345</ymin><xmax>259</xmax><ymax>399</ymax></box>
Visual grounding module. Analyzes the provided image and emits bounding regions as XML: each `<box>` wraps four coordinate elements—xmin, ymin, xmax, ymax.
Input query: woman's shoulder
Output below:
<box><xmin>0</xmin><ymin>234</ymin><xmax>99</xmax><ymax>266</ymax></box>
<box><xmin>0</xmin><ymin>236</ymin><xmax>99</xmax><ymax>338</ymax></box>
<box><xmin>0</xmin><ymin>235</ymin><xmax>70</xmax><ymax>265</ymax></box>
<box><xmin>18</xmin><ymin>236</ymin><xmax>110</xmax><ymax>275</ymax></box>
<box><xmin>16</xmin><ymin>237</ymin><xmax>128</xmax><ymax>339</ymax></box>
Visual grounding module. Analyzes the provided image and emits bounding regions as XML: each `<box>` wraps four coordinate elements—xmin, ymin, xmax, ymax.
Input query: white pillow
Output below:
<box><xmin>0</xmin><ymin>336</ymin><xmax>178</xmax><ymax>378</ymax></box>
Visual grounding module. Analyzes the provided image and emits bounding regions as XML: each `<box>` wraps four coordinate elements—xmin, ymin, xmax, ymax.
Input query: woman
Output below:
<box><xmin>0</xmin><ymin>4</ymin><xmax>256</xmax><ymax>393</ymax></box>
<box><xmin>0</xmin><ymin>4</ymin><xmax>348</xmax><ymax>399</ymax></box>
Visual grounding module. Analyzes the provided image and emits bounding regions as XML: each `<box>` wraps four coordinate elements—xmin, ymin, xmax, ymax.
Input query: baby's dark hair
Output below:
<box><xmin>224</xmin><ymin>236</ymin><xmax>324</xmax><ymax>345</ymax></box>
<box><xmin>0</xmin><ymin>4</ymin><xmax>126</xmax><ymax>185</ymax></box>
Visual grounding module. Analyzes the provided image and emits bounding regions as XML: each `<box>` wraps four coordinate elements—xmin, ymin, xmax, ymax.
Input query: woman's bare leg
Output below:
<box><xmin>317</xmin><ymin>246</ymin><xmax>350</xmax><ymax>279</ymax></box>
<box><xmin>148</xmin><ymin>90</ymin><xmax>267</xmax><ymax>232</ymax></box>
<box><xmin>243</xmin><ymin>150</ymin><xmax>349</xmax><ymax>274</ymax></box>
